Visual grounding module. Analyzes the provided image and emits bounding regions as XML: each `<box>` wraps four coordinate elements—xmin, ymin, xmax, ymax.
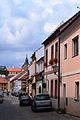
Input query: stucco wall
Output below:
<box><xmin>60</xmin><ymin>17</ymin><xmax>80</xmax><ymax>116</ymax></box>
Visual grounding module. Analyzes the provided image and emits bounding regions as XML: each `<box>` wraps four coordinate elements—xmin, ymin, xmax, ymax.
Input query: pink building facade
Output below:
<box><xmin>60</xmin><ymin>12</ymin><xmax>80</xmax><ymax>116</ymax></box>
<box><xmin>43</xmin><ymin>11</ymin><xmax>80</xmax><ymax>116</ymax></box>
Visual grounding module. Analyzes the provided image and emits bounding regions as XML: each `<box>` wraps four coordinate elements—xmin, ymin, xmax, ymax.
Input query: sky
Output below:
<box><xmin>0</xmin><ymin>0</ymin><xmax>80</xmax><ymax>68</ymax></box>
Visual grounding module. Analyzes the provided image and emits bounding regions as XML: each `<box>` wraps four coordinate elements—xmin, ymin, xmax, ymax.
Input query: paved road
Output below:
<box><xmin>0</xmin><ymin>95</ymin><xmax>80</xmax><ymax>120</ymax></box>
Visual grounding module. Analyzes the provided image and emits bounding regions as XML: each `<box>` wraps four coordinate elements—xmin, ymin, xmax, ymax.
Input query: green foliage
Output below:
<box><xmin>56</xmin><ymin>108</ymin><xmax>66</xmax><ymax>114</ymax></box>
<box><xmin>0</xmin><ymin>66</ymin><xmax>9</xmax><ymax>76</ymax></box>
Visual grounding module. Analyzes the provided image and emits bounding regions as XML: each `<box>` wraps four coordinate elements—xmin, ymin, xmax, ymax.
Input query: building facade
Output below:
<box><xmin>7</xmin><ymin>68</ymin><xmax>22</xmax><ymax>77</ymax></box>
<box><xmin>42</xmin><ymin>11</ymin><xmax>80</xmax><ymax>116</ymax></box>
<box><xmin>0</xmin><ymin>76</ymin><xmax>8</xmax><ymax>92</ymax></box>
<box><xmin>30</xmin><ymin>52</ymin><xmax>36</xmax><ymax>97</ymax></box>
<box><xmin>60</xmin><ymin>11</ymin><xmax>80</xmax><ymax>116</ymax></box>
<box><xmin>35</xmin><ymin>46</ymin><xmax>44</xmax><ymax>94</ymax></box>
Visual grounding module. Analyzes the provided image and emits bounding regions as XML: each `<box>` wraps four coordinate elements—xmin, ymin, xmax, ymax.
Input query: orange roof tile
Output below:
<box><xmin>7</xmin><ymin>68</ymin><xmax>22</xmax><ymax>72</ymax></box>
<box><xmin>0</xmin><ymin>76</ymin><xmax>8</xmax><ymax>84</ymax></box>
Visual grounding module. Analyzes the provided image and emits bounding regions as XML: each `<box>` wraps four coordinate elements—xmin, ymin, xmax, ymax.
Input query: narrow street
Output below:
<box><xmin>0</xmin><ymin>95</ymin><xmax>80</xmax><ymax>120</ymax></box>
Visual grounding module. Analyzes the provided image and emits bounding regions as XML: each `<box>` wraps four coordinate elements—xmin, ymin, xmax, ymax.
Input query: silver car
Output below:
<box><xmin>31</xmin><ymin>93</ymin><xmax>52</xmax><ymax>112</ymax></box>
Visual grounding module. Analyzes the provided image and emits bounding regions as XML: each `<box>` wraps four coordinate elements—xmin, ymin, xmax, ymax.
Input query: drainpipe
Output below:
<box><xmin>58</xmin><ymin>37</ymin><xmax>60</xmax><ymax>109</ymax></box>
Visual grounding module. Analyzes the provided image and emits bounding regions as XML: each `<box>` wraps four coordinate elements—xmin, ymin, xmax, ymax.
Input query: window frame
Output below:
<box><xmin>75</xmin><ymin>81</ymin><xmax>79</xmax><ymax>101</ymax></box>
<box><xmin>64</xmin><ymin>43</ymin><xmax>67</xmax><ymax>60</ymax></box>
<box><xmin>72</xmin><ymin>35</ymin><xmax>79</xmax><ymax>57</ymax></box>
<box><xmin>55</xmin><ymin>42</ymin><xmax>58</xmax><ymax>60</ymax></box>
<box><xmin>45</xmin><ymin>49</ymin><xmax>48</xmax><ymax>66</ymax></box>
<box><xmin>51</xmin><ymin>45</ymin><xmax>54</xmax><ymax>60</ymax></box>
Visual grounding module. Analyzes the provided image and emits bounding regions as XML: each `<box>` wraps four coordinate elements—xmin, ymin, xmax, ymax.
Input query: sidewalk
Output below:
<box><xmin>52</xmin><ymin>111</ymin><xmax>80</xmax><ymax>120</ymax></box>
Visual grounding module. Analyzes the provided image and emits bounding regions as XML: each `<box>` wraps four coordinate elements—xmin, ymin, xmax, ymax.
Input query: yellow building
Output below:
<box><xmin>0</xmin><ymin>76</ymin><xmax>8</xmax><ymax>91</ymax></box>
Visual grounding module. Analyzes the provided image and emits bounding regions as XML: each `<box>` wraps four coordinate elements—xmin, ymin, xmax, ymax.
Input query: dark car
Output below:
<box><xmin>31</xmin><ymin>93</ymin><xmax>52</xmax><ymax>112</ymax></box>
<box><xmin>11</xmin><ymin>91</ymin><xmax>18</xmax><ymax>97</ymax></box>
<box><xmin>0</xmin><ymin>93</ymin><xmax>4</xmax><ymax>103</ymax></box>
<box><xmin>19</xmin><ymin>94</ymin><xmax>32</xmax><ymax>106</ymax></box>
<box><xmin>18</xmin><ymin>92</ymin><xmax>28</xmax><ymax>100</ymax></box>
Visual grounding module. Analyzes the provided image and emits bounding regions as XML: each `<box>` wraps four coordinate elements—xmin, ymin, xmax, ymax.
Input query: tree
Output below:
<box><xmin>0</xmin><ymin>66</ymin><xmax>9</xmax><ymax>76</ymax></box>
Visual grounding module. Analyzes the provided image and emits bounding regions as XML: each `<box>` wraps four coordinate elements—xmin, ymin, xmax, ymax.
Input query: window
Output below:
<box><xmin>64</xmin><ymin>44</ymin><xmax>67</xmax><ymax>59</ymax></box>
<box><xmin>36</xmin><ymin>94</ymin><xmax>50</xmax><ymax>100</ymax></box>
<box><xmin>63</xmin><ymin>84</ymin><xmax>66</xmax><ymax>98</ymax></box>
<box><xmin>51</xmin><ymin>45</ymin><xmax>54</xmax><ymax>60</ymax></box>
<box><xmin>45</xmin><ymin>49</ymin><xmax>48</xmax><ymax>66</ymax></box>
<box><xmin>72</xmin><ymin>36</ymin><xmax>79</xmax><ymax>57</ymax></box>
<box><xmin>38</xmin><ymin>63</ymin><xmax>40</xmax><ymax>72</ymax></box>
<box><xmin>51</xmin><ymin>80</ymin><xmax>53</xmax><ymax>98</ymax></box>
<box><xmin>55</xmin><ymin>42</ymin><xmax>58</xmax><ymax>60</ymax></box>
<box><xmin>55</xmin><ymin>80</ymin><xmax>57</xmax><ymax>98</ymax></box>
<box><xmin>75</xmin><ymin>82</ymin><xmax>79</xmax><ymax>101</ymax></box>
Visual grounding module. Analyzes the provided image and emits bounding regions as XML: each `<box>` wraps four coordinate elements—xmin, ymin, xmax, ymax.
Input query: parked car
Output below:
<box><xmin>19</xmin><ymin>94</ymin><xmax>32</xmax><ymax>106</ymax></box>
<box><xmin>18</xmin><ymin>92</ymin><xmax>28</xmax><ymax>100</ymax></box>
<box><xmin>0</xmin><ymin>92</ymin><xmax>4</xmax><ymax>103</ymax></box>
<box><xmin>11</xmin><ymin>91</ymin><xmax>18</xmax><ymax>97</ymax></box>
<box><xmin>31</xmin><ymin>93</ymin><xmax>52</xmax><ymax>112</ymax></box>
<box><xmin>0</xmin><ymin>91</ymin><xmax>4</xmax><ymax>97</ymax></box>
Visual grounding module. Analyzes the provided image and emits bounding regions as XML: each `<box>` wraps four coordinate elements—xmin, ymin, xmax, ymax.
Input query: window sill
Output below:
<box><xmin>72</xmin><ymin>55</ymin><xmax>78</xmax><ymax>58</ymax></box>
<box><xmin>64</xmin><ymin>58</ymin><xmax>67</xmax><ymax>60</ymax></box>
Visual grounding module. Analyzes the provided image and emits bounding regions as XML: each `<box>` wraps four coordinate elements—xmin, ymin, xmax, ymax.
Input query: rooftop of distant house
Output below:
<box><xmin>0</xmin><ymin>76</ymin><xmax>8</xmax><ymax>84</ymax></box>
<box><xmin>7</xmin><ymin>68</ymin><xmax>23</xmax><ymax>72</ymax></box>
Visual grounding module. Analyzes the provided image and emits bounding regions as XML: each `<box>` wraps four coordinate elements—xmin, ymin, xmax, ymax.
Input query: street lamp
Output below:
<box><xmin>52</xmin><ymin>64</ymin><xmax>58</xmax><ymax>75</ymax></box>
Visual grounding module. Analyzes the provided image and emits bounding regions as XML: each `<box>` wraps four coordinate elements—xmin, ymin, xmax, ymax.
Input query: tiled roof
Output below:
<box><xmin>0</xmin><ymin>76</ymin><xmax>8</xmax><ymax>84</ymax></box>
<box><xmin>7</xmin><ymin>68</ymin><xmax>22</xmax><ymax>72</ymax></box>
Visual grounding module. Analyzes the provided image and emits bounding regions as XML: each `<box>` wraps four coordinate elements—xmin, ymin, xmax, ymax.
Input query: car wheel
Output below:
<box><xmin>31</xmin><ymin>106</ymin><xmax>36</xmax><ymax>112</ymax></box>
<box><xmin>1</xmin><ymin>100</ymin><xmax>3</xmax><ymax>103</ymax></box>
<box><xmin>19</xmin><ymin>102</ymin><xmax>22</xmax><ymax>106</ymax></box>
<box><xmin>50</xmin><ymin>105</ymin><xmax>53</xmax><ymax>111</ymax></box>
<box><xmin>0</xmin><ymin>100</ymin><xmax>3</xmax><ymax>103</ymax></box>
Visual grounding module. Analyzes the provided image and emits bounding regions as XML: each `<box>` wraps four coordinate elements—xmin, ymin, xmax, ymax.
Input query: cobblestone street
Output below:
<box><xmin>0</xmin><ymin>95</ymin><xmax>80</xmax><ymax>120</ymax></box>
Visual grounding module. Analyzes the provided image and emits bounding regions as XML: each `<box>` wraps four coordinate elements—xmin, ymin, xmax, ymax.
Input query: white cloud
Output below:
<box><xmin>14</xmin><ymin>18</ymin><xmax>27</xmax><ymax>29</ymax></box>
<box><xmin>0</xmin><ymin>0</ymin><xmax>79</xmax><ymax>67</ymax></box>
<box><xmin>15</xmin><ymin>51</ymin><xmax>26</xmax><ymax>60</ymax></box>
<box><xmin>13</xmin><ymin>0</ymin><xmax>24</xmax><ymax>6</ymax></box>
<box><xmin>44</xmin><ymin>22</ymin><xmax>57</xmax><ymax>33</ymax></box>
<box><xmin>64</xmin><ymin>0</ymin><xmax>80</xmax><ymax>4</ymax></box>
<box><xmin>0</xmin><ymin>1</ymin><xmax>11</xmax><ymax>21</ymax></box>
<box><xmin>32</xmin><ymin>0</ymin><xmax>62</xmax><ymax>19</ymax></box>
<box><xmin>0</xmin><ymin>14</ymin><xmax>31</xmax><ymax>46</ymax></box>
<box><xmin>32</xmin><ymin>0</ymin><xmax>62</xmax><ymax>7</ymax></box>
<box><xmin>0</xmin><ymin>22</ymin><xmax>15</xmax><ymax>44</ymax></box>
<box><xmin>29</xmin><ymin>12</ymin><xmax>39</xmax><ymax>22</ymax></box>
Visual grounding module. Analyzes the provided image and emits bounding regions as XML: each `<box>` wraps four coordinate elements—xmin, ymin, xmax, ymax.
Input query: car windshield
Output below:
<box><xmin>36</xmin><ymin>94</ymin><xmax>50</xmax><ymax>101</ymax></box>
<box><xmin>21</xmin><ymin>95</ymin><xmax>29</xmax><ymax>99</ymax></box>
